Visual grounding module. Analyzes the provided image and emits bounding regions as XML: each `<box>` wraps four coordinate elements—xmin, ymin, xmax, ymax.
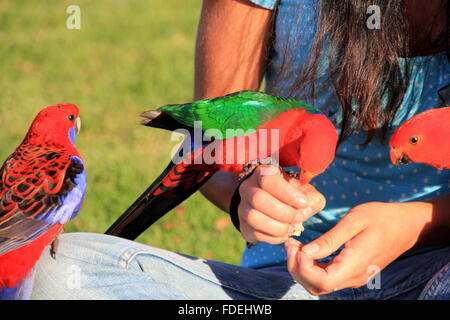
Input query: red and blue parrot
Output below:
<box><xmin>0</xmin><ymin>103</ymin><xmax>86</xmax><ymax>300</ymax></box>
<box><xmin>106</xmin><ymin>91</ymin><xmax>338</xmax><ymax>240</ymax></box>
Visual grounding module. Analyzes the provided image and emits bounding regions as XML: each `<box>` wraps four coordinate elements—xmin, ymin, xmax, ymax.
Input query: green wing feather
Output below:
<box><xmin>158</xmin><ymin>91</ymin><xmax>322</xmax><ymax>139</ymax></box>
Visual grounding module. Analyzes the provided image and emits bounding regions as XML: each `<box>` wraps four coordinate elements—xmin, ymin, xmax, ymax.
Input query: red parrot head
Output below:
<box><xmin>26</xmin><ymin>103</ymin><xmax>81</xmax><ymax>145</ymax></box>
<box><xmin>297</xmin><ymin>113</ymin><xmax>339</xmax><ymax>184</ymax></box>
<box><xmin>389</xmin><ymin>107</ymin><xmax>450</xmax><ymax>170</ymax></box>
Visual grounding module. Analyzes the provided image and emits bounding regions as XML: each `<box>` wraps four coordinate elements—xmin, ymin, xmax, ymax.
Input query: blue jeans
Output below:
<box><xmin>30</xmin><ymin>233</ymin><xmax>450</xmax><ymax>300</ymax></box>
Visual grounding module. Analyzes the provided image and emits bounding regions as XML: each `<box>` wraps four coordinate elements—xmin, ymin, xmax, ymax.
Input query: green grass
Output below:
<box><xmin>0</xmin><ymin>0</ymin><xmax>245</xmax><ymax>264</ymax></box>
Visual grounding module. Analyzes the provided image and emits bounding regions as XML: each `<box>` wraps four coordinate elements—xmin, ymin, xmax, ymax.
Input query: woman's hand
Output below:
<box><xmin>237</xmin><ymin>165</ymin><xmax>326</xmax><ymax>244</ymax></box>
<box><xmin>285</xmin><ymin>201</ymin><xmax>434</xmax><ymax>295</ymax></box>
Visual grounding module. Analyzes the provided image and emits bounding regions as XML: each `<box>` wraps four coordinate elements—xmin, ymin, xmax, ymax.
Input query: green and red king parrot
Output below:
<box><xmin>390</xmin><ymin>107</ymin><xmax>450</xmax><ymax>168</ymax></box>
<box><xmin>0</xmin><ymin>104</ymin><xmax>86</xmax><ymax>300</ymax></box>
<box><xmin>106</xmin><ymin>91</ymin><xmax>338</xmax><ymax>240</ymax></box>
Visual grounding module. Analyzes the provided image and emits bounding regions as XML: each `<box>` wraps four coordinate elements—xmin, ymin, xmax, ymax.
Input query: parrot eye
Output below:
<box><xmin>410</xmin><ymin>136</ymin><xmax>419</xmax><ymax>145</ymax></box>
<box><xmin>68</xmin><ymin>114</ymin><xmax>75</xmax><ymax>122</ymax></box>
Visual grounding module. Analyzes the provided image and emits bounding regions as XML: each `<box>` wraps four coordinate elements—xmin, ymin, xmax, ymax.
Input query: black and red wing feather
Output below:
<box><xmin>0</xmin><ymin>143</ymin><xmax>84</xmax><ymax>255</ymax></box>
<box><xmin>105</xmin><ymin>152</ymin><xmax>214</xmax><ymax>240</ymax></box>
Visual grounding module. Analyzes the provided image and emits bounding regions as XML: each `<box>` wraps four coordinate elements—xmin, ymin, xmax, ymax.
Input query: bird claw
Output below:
<box><xmin>49</xmin><ymin>227</ymin><xmax>64</xmax><ymax>260</ymax></box>
<box><xmin>287</xmin><ymin>170</ymin><xmax>300</xmax><ymax>179</ymax></box>
<box><xmin>238</xmin><ymin>163</ymin><xmax>259</xmax><ymax>181</ymax></box>
<box><xmin>238</xmin><ymin>158</ymin><xmax>279</xmax><ymax>181</ymax></box>
<box><xmin>246</xmin><ymin>241</ymin><xmax>257</xmax><ymax>249</ymax></box>
<box><xmin>50</xmin><ymin>238</ymin><xmax>58</xmax><ymax>260</ymax></box>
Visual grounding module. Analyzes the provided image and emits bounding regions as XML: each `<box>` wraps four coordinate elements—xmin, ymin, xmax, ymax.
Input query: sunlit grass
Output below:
<box><xmin>0</xmin><ymin>0</ymin><xmax>245</xmax><ymax>264</ymax></box>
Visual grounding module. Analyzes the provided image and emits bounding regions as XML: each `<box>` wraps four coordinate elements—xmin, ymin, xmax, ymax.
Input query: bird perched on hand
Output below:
<box><xmin>0</xmin><ymin>103</ymin><xmax>86</xmax><ymax>300</ymax></box>
<box><xmin>106</xmin><ymin>91</ymin><xmax>338</xmax><ymax>240</ymax></box>
<box><xmin>390</xmin><ymin>107</ymin><xmax>450</xmax><ymax>169</ymax></box>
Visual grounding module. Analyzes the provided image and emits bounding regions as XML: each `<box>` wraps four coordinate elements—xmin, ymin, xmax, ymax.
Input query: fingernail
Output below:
<box><xmin>301</xmin><ymin>207</ymin><xmax>312</xmax><ymax>219</ymax></box>
<box><xmin>293</xmin><ymin>207</ymin><xmax>312</xmax><ymax>224</ymax></box>
<box><xmin>293</xmin><ymin>212</ymin><xmax>304</xmax><ymax>223</ymax></box>
<box><xmin>285</xmin><ymin>238</ymin><xmax>300</xmax><ymax>253</ymax></box>
<box><xmin>285</xmin><ymin>243</ymin><xmax>295</xmax><ymax>257</ymax></box>
<box><xmin>294</xmin><ymin>195</ymin><xmax>308</xmax><ymax>208</ymax></box>
<box><xmin>302</xmin><ymin>243</ymin><xmax>319</xmax><ymax>257</ymax></box>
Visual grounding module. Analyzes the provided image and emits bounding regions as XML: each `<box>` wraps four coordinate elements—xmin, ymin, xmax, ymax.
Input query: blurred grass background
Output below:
<box><xmin>0</xmin><ymin>0</ymin><xmax>245</xmax><ymax>264</ymax></box>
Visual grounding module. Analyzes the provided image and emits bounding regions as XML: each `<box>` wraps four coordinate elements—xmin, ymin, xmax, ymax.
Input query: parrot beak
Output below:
<box><xmin>390</xmin><ymin>148</ymin><xmax>410</xmax><ymax>166</ymax></box>
<box><xmin>390</xmin><ymin>148</ymin><xmax>400</xmax><ymax>167</ymax></box>
<box><xmin>299</xmin><ymin>170</ymin><xmax>316</xmax><ymax>185</ymax></box>
<box><xmin>75</xmin><ymin>117</ymin><xmax>82</xmax><ymax>135</ymax></box>
<box><xmin>397</xmin><ymin>154</ymin><xmax>411</xmax><ymax>166</ymax></box>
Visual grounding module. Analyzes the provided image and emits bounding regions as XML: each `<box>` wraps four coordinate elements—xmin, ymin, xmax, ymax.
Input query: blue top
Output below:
<box><xmin>241</xmin><ymin>0</ymin><xmax>450</xmax><ymax>268</ymax></box>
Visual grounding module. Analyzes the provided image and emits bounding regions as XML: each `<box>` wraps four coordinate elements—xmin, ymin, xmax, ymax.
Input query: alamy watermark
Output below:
<box><xmin>66</xmin><ymin>264</ymin><xmax>82</xmax><ymax>290</ymax></box>
<box><xmin>367</xmin><ymin>5</ymin><xmax>381</xmax><ymax>29</ymax></box>
<box><xmin>169</xmin><ymin>121</ymin><xmax>281</xmax><ymax>175</ymax></box>
<box><xmin>366</xmin><ymin>264</ymin><xmax>381</xmax><ymax>290</ymax></box>
<box><xmin>65</xmin><ymin>4</ymin><xmax>381</xmax><ymax>31</ymax></box>
<box><xmin>66</xmin><ymin>5</ymin><xmax>81</xmax><ymax>30</ymax></box>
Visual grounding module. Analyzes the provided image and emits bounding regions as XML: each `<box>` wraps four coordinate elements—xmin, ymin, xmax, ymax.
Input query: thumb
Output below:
<box><xmin>288</xmin><ymin>182</ymin><xmax>327</xmax><ymax>222</ymax></box>
<box><xmin>298</xmin><ymin>183</ymin><xmax>327</xmax><ymax>219</ymax></box>
<box><xmin>301</xmin><ymin>215</ymin><xmax>366</xmax><ymax>260</ymax></box>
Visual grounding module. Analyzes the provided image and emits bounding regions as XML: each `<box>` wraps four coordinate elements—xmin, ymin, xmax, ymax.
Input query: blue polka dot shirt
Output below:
<box><xmin>241</xmin><ymin>0</ymin><xmax>450</xmax><ymax>268</ymax></box>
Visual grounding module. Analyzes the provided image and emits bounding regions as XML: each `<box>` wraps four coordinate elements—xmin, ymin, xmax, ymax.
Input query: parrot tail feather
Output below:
<box><xmin>139</xmin><ymin>110</ymin><xmax>161</xmax><ymax>122</ymax></box>
<box><xmin>139</xmin><ymin>110</ymin><xmax>189</xmax><ymax>132</ymax></box>
<box><xmin>105</xmin><ymin>159</ymin><xmax>215</xmax><ymax>240</ymax></box>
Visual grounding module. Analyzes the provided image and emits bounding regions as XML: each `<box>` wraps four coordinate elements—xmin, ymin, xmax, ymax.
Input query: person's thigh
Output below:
<box><xmin>419</xmin><ymin>262</ymin><xmax>450</xmax><ymax>300</ymax></box>
<box><xmin>30</xmin><ymin>232</ymin><xmax>316</xmax><ymax>300</ymax></box>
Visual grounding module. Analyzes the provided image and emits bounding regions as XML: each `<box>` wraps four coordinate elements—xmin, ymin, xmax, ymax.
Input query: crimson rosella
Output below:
<box><xmin>0</xmin><ymin>103</ymin><xmax>86</xmax><ymax>299</ymax></box>
<box><xmin>106</xmin><ymin>91</ymin><xmax>338</xmax><ymax>240</ymax></box>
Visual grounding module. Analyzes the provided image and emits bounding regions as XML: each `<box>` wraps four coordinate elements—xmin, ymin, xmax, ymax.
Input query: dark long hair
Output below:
<box><xmin>275</xmin><ymin>0</ymin><xmax>449</xmax><ymax>144</ymax></box>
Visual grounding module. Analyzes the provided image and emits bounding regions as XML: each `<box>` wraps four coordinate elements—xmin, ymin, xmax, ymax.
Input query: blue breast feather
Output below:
<box><xmin>42</xmin><ymin>156</ymin><xmax>86</xmax><ymax>225</ymax></box>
